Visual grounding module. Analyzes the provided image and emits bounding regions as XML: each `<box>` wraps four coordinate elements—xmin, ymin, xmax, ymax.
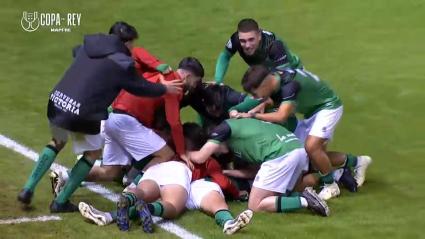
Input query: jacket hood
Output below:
<box><xmin>83</xmin><ymin>34</ymin><xmax>130</xmax><ymax>58</ymax></box>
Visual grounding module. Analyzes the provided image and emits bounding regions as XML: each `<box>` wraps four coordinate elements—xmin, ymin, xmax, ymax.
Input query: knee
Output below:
<box><xmin>84</xmin><ymin>149</ymin><xmax>102</xmax><ymax>160</ymax></box>
<box><xmin>49</xmin><ymin>139</ymin><xmax>66</xmax><ymax>151</ymax></box>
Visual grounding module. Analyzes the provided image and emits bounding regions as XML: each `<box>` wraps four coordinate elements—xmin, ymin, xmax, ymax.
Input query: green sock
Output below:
<box><xmin>345</xmin><ymin>154</ymin><xmax>358</xmax><ymax>169</ymax></box>
<box><xmin>129</xmin><ymin>205</ymin><xmax>138</xmax><ymax>219</ymax></box>
<box><xmin>24</xmin><ymin>146</ymin><xmax>58</xmax><ymax>192</ymax></box>
<box><xmin>319</xmin><ymin>172</ymin><xmax>335</xmax><ymax>184</ymax></box>
<box><xmin>123</xmin><ymin>192</ymin><xmax>138</xmax><ymax>207</ymax></box>
<box><xmin>132</xmin><ymin>173</ymin><xmax>143</xmax><ymax>185</ymax></box>
<box><xmin>148</xmin><ymin>202</ymin><xmax>164</xmax><ymax>217</ymax></box>
<box><xmin>55</xmin><ymin>156</ymin><xmax>94</xmax><ymax>204</ymax></box>
<box><xmin>214</xmin><ymin>209</ymin><xmax>234</xmax><ymax>228</ymax></box>
<box><xmin>276</xmin><ymin>196</ymin><xmax>302</xmax><ymax>213</ymax></box>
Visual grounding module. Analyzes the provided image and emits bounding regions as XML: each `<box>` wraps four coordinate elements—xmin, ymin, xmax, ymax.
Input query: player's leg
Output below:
<box><xmin>189</xmin><ymin>180</ymin><xmax>253</xmax><ymax>235</ymax></box>
<box><xmin>50</xmin><ymin>132</ymin><xmax>103</xmax><ymax>213</ymax></box>
<box><xmin>18</xmin><ymin>124</ymin><xmax>68</xmax><ymax>205</ymax></box>
<box><xmin>249</xmin><ymin>148</ymin><xmax>329</xmax><ymax>216</ymax></box>
<box><xmin>303</xmin><ymin>106</ymin><xmax>344</xmax><ymax>200</ymax></box>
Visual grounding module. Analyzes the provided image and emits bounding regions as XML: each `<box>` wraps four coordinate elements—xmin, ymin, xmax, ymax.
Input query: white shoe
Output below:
<box><xmin>354</xmin><ymin>155</ymin><xmax>372</xmax><ymax>187</ymax></box>
<box><xmin>78</xmin><ymin>202</ymin><xmax>113</xmax><ymax>226</ymax></box>
<box><xmin>318</xmin><ymin>182</ymin><xmax>340</xmax><ymax>201</ymax></box>
<box><xmin>223</xmin><ymin>209</ymin><xmax>253</xmax><ymax>235</ymax></box>
<box><xmin>49</xmin><ymin>171</ymin><xmax>66</xmax><ymax>198</ymax></box>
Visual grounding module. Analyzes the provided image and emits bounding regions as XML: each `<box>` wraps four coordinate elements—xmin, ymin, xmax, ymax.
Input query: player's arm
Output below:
<box><xmin>164</xmin><ymin>93</ymin><xmax>186</xmax><ymax>157</ymax></box>
<box><xmin>251</xmin><ymin>80</ymin><xmax>300</xmax><ymax>123</ymax></box>
<box><xmin>214</xmin><ymin>35</ymin><xmax>237</xmax><ymax>84</ymax></box>
<box><xmin>189</xmin><ymin>121</ymin><xmax>231</xmax><ymax>164</ymax></box>
<box><xmin>132</xmin><ymin>47</ymin><xmax>171</xmax><ymax>74</ymax></box>
<box><xmin>228</xmin><ymin>95</ymin><xmax>263</xmax><ymax>113</ymax></box>
<box><xmin>122</xmin><ymin>68</ymin><xmax>182</xmax><ymax>97</ymax></box>
<box><xmin>223</xmin><ymin>165</ymin><xmax>259</xmax><ymax>179</ymax></box>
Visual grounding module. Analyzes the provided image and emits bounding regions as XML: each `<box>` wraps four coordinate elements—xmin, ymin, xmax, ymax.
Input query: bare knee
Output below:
<box><xmin>84</xmin><ymin>149</ymin><xmax>102</xmax><ymax>161</ymax></box>
<box><xmin>49</xmin><ymin>139</ymin><xmax>66</xmax><ymax>151</ymax></box>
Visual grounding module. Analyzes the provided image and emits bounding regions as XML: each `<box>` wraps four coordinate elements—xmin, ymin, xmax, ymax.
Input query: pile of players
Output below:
<box><xmin>17</xmin><ymin>19</ymin><xmax>372</xmax><ymax>235</ymax></box>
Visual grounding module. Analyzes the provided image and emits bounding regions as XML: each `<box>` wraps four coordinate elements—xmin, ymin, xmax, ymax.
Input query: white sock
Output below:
<box><xmin>105</xmin><ymin>212</ymin><xmax>113</xmax><ymax>223</ymax></box>
<box><xmin>300</xmin><ymin>197</ymin><xmax>308</xmax><ymax>208</ymax></box>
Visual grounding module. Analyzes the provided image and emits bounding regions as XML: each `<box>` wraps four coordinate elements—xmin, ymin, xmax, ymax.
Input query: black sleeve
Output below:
<box><xmin>269</xmin><ymin>40</ymin><xmax>290</xmax><ymax>67</ymax></box>
<box><xmin>225</xmin><ymin>32</ymin><xmax>239</xmax><ymax>54</ymax></box>
<box><xmin>72</xmin><ymin>45</ymin><xmax>82</xmax><ymax>58</ymax></box>
<box><xmin>280</xmin><ymin>80</ymin><xmax>300</xmax><ymax>103</ymax></box>
<box><xmin>224</xmin><ymin>86</ymin><xmax>246</xmax><ymax>105</ymax></box>
<box><xmin>121</xmin><ymin>69</ymin><xmax>166</xmax><ymax>97</ymax></box>
<box><xmin>209</xmin><ymin>121</ymin><xmax>232</xmax><ymax>143</ymax></box>
<box><xmin>108</xmin><ymin>52</ymin><xmax>167</xmax><ymax>97</ymax></box>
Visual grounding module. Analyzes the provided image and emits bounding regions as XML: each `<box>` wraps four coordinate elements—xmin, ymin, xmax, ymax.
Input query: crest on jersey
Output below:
<box><xmin>226</xmin><ymin>39</ymin><xmax>232</xmax><ymax>49</ymax></box>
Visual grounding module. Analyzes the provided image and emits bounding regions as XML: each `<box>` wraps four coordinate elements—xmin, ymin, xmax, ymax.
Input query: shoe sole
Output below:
<box><xmin>79</xmin><ymin>202</ymin><xmax>107</xmax><ymax>226</ymax></box>
<box><xmin>136</xmin><ymin>201</ymin><xmax>153</xmax><ymax>233</ymax></box>
<box><xmin>224</xmin><ymin>210</ymin><xmax>253</xmax><ymax>235</ymax></box>
<box><xmin>116</xmin><ymin>197</ymin><xmax>130</xmax><ymax>231</ymax></box>
<box><xmin>355</xmin><ymin>156</ymin><xmax>372</xmax><ymax>187</ymax></box>
<box><xmin>304</xmin><ymin>189</ymin><xmax>330</xmax><ymax>217</ymax></box>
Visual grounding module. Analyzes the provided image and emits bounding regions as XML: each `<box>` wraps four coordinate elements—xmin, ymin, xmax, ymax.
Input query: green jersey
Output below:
<box><xmin>271</xmin><ymin>69</ymin><xmax>342</xmax><ymax>118</ymax></box>
<box><xmin>208</xmin><ymin>118</ymin><xmax>303</xmax><ymax>164</ymax></box>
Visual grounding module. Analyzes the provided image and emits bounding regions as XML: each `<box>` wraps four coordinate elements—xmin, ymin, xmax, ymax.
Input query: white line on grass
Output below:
<box><xmin>0</xmin><ymin>215</ymin><xmax>61</xmax><ymax>225</ymax></box>
<box><xmin>0</xmin><ymin>133</ymin><xmax>202</xmax><ymax>239</ymax></box>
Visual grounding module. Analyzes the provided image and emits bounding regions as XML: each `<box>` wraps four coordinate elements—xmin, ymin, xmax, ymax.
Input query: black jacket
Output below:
<box><xmin>47</xmin><ymin>34</ymin><xmax>166</xmax><ymax>134</ymax></box>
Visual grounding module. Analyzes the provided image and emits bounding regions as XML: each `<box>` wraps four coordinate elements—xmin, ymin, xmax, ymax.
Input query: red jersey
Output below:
<box><xmin>112</xmin><ymin>48</ymin><xmax>186</xmax><ymax>156</ymax></box>
<box><xmin>192</xmin><ymin>157</ymin><xmax>240</xmax><ymax>199</ymax></box>
<box><xmin>132</xmin><ymin>47</ymin><xmax>165</xmax><ymax>79</ymax></box>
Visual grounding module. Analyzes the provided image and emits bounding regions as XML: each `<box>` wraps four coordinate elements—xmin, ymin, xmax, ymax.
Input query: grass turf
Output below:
<box><xmin>0</xmin><ymin>0</ymin><xmax>424</xmax><ymax>238</ymax></box>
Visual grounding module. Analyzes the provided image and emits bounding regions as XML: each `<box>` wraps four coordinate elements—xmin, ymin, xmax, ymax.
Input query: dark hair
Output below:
<box><xmin>178</xmin><ymin>57</ymin><xmax>204</xmax><ymax>78</ymax></box>
<box><xmin>109</xmin><ymin>21</ymin><xmax>138</xmax><ymax>42</ymax></box>
<box><xmin>203</xmin><ymin>84</ymin><xmax>225</xmax><ymax>113</ymax></box>
<box><xmin>237</xmin><ymin>18</ymin><xmax>260</xmax><ymax>33</ymax></box>
<box><xmin>241</xmin><ymin>65</ymin><xmax>271</xmax><ymax>93</ymax></box>
<box><xmin>183</xmin><ymin>122</ymin><xmax>207</xmax><ymax>150</ymax></box>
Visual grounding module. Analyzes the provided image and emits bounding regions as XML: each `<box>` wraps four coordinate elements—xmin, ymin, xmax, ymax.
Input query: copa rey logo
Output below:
<box><xmin>21</xmin><ymin>11</ymin><xmax>81</xmax><ymax>32</ymax></box>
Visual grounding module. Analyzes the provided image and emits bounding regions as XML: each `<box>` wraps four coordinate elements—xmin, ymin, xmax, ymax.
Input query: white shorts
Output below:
<box><xmin>102</xmin><ymin>113</ymin><xmax>166</xmax><ymax>166</ymax></box>
<box><xmin>140</xmin><ymin>161</ymin><xmax>192</xmax><ymax>194</ymax></box>
<box><xmin>49</xmin><ymin>124</ymin><xmax>103</xmax><ymax>155</ymax></box>
<box><xmin>186</xmin><ymin>179</ymin><xmax>224</xmax><ymax>210</ymax></box>
<box><xmin>294</xmin><ymin>106</ymin><xmax>343</xmax><ymax>142</ymax></box>
<box><xmin>253</xmin><ymin>148</ymin><xmax>308</xmax><ymax>194</ymax></box>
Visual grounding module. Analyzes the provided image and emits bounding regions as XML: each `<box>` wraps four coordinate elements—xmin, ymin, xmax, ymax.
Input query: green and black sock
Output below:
<box><xmin>147</xmin><ymin>202</ymin><xmax>164</xmax><ymax>217</ymax></box>
<box><xmin>276</xmin><ymin>196</ymin><xmax>302</xmax><ymax>213</ymax></box>
<box><xmin>345</xmin><ymin>154</ymin><xmax>358</xmax><ymax>170</ymax></box>
<box><xmin>24</xmin><ymin>145</ymin><xmax>58</xmax><ymax>192</ymax></box>
<box><xmin>214</xmin><ymin>209</ymin><xmax>234</xmax><ymax>228</ymax></box>
<box><xmin>319</xmin><ymin>172</ymin><xmax>335</xmax><ymax>185</ymax></box>
<box><xmin>55</xmin><ymin>156</ymin><xmax>94</xmax><ymax>204</ymax></box>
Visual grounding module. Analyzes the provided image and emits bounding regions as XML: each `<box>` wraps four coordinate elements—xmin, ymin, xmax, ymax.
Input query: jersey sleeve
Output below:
<box><xmin>164</xmin><ymin>93</ymin><xmax>185</xmax><ymax>156</ymax></box>
<box><xmin>208</xmin><ymin>121</ymin><xmax>231</xmax><ymax>144</ymax></box>
<box><xmin>132</xmin><ymin>47</ymin><xmax>164</xmax><ymax>71</ymax></box>
<box><xmin>224</xmin><ymin>32</ymin><xmax>239</xmax><ymax>55</ymax></box>
<box><xmin>280</xmin><ymin>80</ymin><xmax>300</xmax><ymax>104</ymax></box>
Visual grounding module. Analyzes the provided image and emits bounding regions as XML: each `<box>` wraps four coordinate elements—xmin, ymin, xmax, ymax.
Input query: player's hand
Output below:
<box><xmin>229</xmin><ymin>110</ymin><xmax>240</xmax><ymax>119</ymax></box>
<box><xmin>180</xmin><ymin>154</ymin><xmax>194</xmax><ymax>171</ymax></box>
<box><xmin>238</xmin><ymin>190</ymin><xmax>249</xmax><ymax>202</ymax></box>
<box><xmin>161</xmin><ymin>79</ymin><xmax>183</xmax><ymax>95</ymax></box>
<box><xmin>238</xmin><ymin>112</ymin><xmax>253</xmax><ymax>118</ymax></box>
<box><xmin>162</xmin><ymin>66</ymin><xmax>173</xmax><ymax>74</ymax></box>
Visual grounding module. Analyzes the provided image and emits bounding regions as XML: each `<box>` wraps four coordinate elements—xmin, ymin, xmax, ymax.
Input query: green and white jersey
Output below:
<box><xmin>208</xmin><ymin>118</ymin><xmax>303</xmax><ymax>164</ymax></box>
<box><xmin>271</xmin><ymin>69</ymin><xmax>342</xmax><ymax>118</ymax></box>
